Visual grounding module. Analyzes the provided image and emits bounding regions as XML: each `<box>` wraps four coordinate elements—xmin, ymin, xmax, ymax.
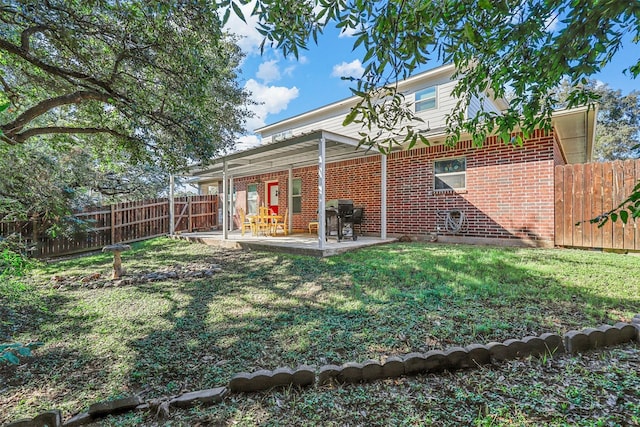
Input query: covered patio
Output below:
<box><xmin>185</xmin><ymin>130</ymin><xmax>392</xmax><ymax>253</ymax></box>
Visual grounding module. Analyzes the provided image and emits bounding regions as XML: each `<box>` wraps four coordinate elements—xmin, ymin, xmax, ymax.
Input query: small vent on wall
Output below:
<box><xmin>273</xmin><ymin>130</ymin><xmax>293</xmax><ymax>142</ymax></box>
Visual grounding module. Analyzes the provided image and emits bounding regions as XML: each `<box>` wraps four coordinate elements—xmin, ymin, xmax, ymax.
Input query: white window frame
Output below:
<box><xmin>434</xmin><ymin>157</ymin><xmax>466</xmax><ymax>191</ymax></box>
<box><xmin>415</xmin><ymin>86</ymin><xmax>438</xmax><ymax>112</ymax></box>
<box><xmin>292</xmin><ymin>178</ymin><xmax>302</xmax><ymax>214</ymax></box>
<box><xmin>247</xmin><ymin>183</ymin><xmax>259</xmax><ymax>215</ymax></box>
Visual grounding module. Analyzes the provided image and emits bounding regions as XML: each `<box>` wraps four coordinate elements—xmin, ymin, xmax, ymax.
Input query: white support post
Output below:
<box><xmin>229</xmin><ymin>175</ymin><xmax>234</xmax><ymax>232</ymax></box>
<box><xmin>381</xmin><ymin>154</ymin><xmax>387</xmax><ymax>239</ymax></box>
<box><xmin>222</xmin><ymin>160</ymin><xmax>228</xmax><ymax>240</ymax></box>
<box><xmin>288</xmin><ymin>166</ymin><xmax>293</xmax><ymax>234</ymax></box>
<box><xmin>318</xmin><ymin>136</ymin><xmax>326</xmax><ymax>249</ymax></box>
<box><xmin>169</xmin><ymin>174</ymin><xmax>175</xmax><ymax>236</ymax></box>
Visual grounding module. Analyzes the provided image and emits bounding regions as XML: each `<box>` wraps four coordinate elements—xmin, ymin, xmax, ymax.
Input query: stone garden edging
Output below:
<box><xmin>7</xmin><ymin>315</ymin><xmax>640</xmax><ymax>427</ymax></box>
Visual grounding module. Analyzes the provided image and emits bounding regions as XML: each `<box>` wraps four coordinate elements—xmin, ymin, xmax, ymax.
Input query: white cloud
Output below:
<box><xmin>331</xmin><ymin>59</ymin><xmax>365</xmax><ymax>79</ymax></box>
<box><xmin>339</xmin><ymin>26</ymin><xmax>359</xmax><ymax>38</ymax></box>
<box><xmin>283</xmin><ymin>65</ymin><xmax>296</xmax><ymax>77</ymax></box>
<box><xmin>223</xmin><ymin>1</ymin><xmax>263</xmax><ymax>55</ymax></box>
<box><xmin>256</xmin><ymin>60</ymin><xmax>281</xmax><ymax>83</ymax></box>
<box><xmin>235</xmin><ymin>134</ymin><xmax>262</xmax><ymax>151</ymax></box>
<box><xmin>244</xmin><ymin>79</ymin><xmax>299</xmax><ymax>131</ymax></box>
<box><xmin>545</xmin><ymin>15</ymin><xmax>559</xmax><ymax>32</ymax></box>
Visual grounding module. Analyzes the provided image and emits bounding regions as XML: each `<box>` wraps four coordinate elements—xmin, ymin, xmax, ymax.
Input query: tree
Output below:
<box><xmin>592</xmin><ymin>86</ymin><xmax>640</xmax><ymax>162</ymax></box>
<box><xmin>0</xmin><ymin>0</ymin><xmax>250</xmax><ymax>170</ymax></box>
<box><xmin>228</xmin><ymin>0</ymin><xmax>639</xmax><ymax>220</ymax></box>
<box><xmin>0</xmin><ymin>140</ymin><xmax>173</xmax><ymax>238</ymax></box>
<box><xmin>241</xmin><ymin>0</ymin><xmax>639</xmax><ymax>149</ymax></box>
<box><xmin>554</xmin><ymin>79</ymin><xmax>640</xmax><ymax>161</ymax></box>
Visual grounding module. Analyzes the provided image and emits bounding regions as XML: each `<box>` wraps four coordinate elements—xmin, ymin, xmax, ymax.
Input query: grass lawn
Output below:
<box><xmin>1</xmin><ymin>237</ymin><xmax>639</xmax><ymax>426</ymax></box>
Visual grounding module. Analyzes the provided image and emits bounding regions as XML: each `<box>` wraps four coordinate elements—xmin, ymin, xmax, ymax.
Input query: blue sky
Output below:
<box><xmin>225</xmin><ymin>6</ymin><xmax>639</xmax><ymax>149</ymax></box>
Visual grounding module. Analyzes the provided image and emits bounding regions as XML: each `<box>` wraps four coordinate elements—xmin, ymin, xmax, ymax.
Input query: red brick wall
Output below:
<box><xmin>386</xmin><ymin>128</ymin><xmax>557</xmax><ymax>243</ymax></box>
<box><xmin>229</xmin><ymin>129</ymin><xmax>560</xmax><ymax>244</ymax></box>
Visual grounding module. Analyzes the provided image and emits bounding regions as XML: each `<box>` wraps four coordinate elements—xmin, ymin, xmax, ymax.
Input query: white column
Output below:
<box><xmin>318</xmin><ymin>137</ymin><xmax>326</xmax><ymax>249</ymax></box>
<box><xmin>288</xmin><ymin>166</ymin><xmax>293</xmax><ymax>234</ymax></box>
<box><xmin>169</xmin><ymin>174</ymin><xmax>175</xmax><ymax>235</ymax></box>
<box><xmin>229</xmin><ymin>175</ymin><xmax>234</xmax><ymax>232</ymax></box>
<box><xmin>381</xmin><ymin>154</ymin><xmax>387</xmax><ymax>239</ymax></box>
<box><xmin>222</xmin><ymin>160</ymin><xmax>228</xmax><ymax>240</ymax></box>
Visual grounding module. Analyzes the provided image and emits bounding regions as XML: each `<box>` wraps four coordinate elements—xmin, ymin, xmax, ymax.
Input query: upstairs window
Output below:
<box><xmin>434</xmin><ymin>158</ymin><xmax>466</xmax><ymax>190</ymax></box>
<box><xmin>415</xmin><ymin>87</ymin><xmax>437</xmax><ymax>112</ymax></box>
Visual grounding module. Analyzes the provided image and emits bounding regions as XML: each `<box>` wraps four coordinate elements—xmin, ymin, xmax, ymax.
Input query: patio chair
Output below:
<box><xmin>238</xmin><ymin>208</ymin><xmax>255</xmax><ymax>236</ymax></box>
<box><xmin>272</xmin><ymin>208</ymin><xmax>289</xmax><ymax>236</ymax></box>
<box><xmin>255</xmin><ymin>206</ymin><xmax>272</xmax><ymax>235</ymax></box>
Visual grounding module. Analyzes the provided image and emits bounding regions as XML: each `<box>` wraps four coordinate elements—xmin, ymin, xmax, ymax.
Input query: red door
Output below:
<box><xmin>267</xmin><ymin>182</ymin><xmax>279</xmax><ymax>214</ymax></box>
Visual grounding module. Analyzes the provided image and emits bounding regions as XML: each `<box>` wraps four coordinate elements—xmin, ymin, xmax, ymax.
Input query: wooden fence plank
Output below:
<box><xmin>582</xmin><ymin>163</ymin><xmax>593</xmax><ymax>247</ymax></box>
<box><xmin>602</xmin><ymin>162</ymin><xmax>614</xmax><ymax>249</ymax></box>
<box><xmin>623</xmin><ymin>160</ymin><xmax>636</xmax><ymax>250</ymax></box>
<box><xmin>612</xmin><ymin>161</ymin><xmax>625</xmax><ymax>249</ymax></box>
<box><xmin>554</xmin><ymin>165</ymin><xmax>565</xmax><ymax>246</ymax></box>
<box><xmin>591</xmin><ymin>162</ymin><xmax>604</xmax><ymax>248</ymax></box>
<box><xmin>572</xmin><ymin>164</ymin><xmax>584</xmax><ymax>247</ymax></box>
<box><xmin>562</xmin><ymin>166</ymin><xmax>574</xmax><ymax>246</ymax></box>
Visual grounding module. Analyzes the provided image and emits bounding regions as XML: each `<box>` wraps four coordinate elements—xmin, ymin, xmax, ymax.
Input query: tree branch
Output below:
<box><xmin>0</xmin><ymin>74</ymin><xmax>19</xmax><ymax>105</ymax></box>
<box><xmin>9</xmin><ymin>126</ymin><xmax>130</xmax><ymax>144</ymax></box>
<box><xmin>1</xmin><ymin>91</ymin><xmax>112</xmax><ymax>136</ymax></box>
<box><xmin>20</xmin><ymin>25</ymin><xmax>48</xmax><ymax>52</ymax></box>
<box><xmin>0</xmin><ymin>37</ymin><xmax>123</xmax><ymax>99</ymax></box>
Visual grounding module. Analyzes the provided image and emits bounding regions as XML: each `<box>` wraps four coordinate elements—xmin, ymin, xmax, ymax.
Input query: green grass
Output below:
<box><xmin>1</xmin><ymin>237</ymin><xmax>639</xmax><ymax>425</ymax></box>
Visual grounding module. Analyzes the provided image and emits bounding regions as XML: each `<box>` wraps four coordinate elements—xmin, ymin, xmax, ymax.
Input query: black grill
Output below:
<box><xmin>325</xmin><ymin>200</ymin><xmax>363</xmax><ymax>241</ymax></box>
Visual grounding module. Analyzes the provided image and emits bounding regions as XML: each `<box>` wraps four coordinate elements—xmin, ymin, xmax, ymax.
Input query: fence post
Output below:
<box><xmin>169</xmin><ymin>174</ymin><xmax>175</xmax><ymax>235</ymax></box>
<box><xmin>110</xmin><ymin>204</ymin><xmax>116</xmax><ymax>244</ymax></box>
<box><xmin>188</xmin><ymin>197</ymin><xmax>193</xmax><ymax>232</ymax></box>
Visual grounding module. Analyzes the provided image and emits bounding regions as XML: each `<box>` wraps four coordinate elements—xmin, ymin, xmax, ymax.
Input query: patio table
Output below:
<box><xmin>249</xmin><ymin>214</ymin><xmax>283</xmax><ymax>236</ymax></box>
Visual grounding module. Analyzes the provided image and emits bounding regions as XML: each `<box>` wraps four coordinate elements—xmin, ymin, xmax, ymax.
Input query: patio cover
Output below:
<box><xmin>188</xmin><ymin>129</ymin><xmax>388</xmax><ymax>249</ymax></box>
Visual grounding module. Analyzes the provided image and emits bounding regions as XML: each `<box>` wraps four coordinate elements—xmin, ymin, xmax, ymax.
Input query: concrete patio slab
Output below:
<box><xmin>172</xmin><ymin>231</ymin><xmax>396</xmax><ymax>257</ymax></box>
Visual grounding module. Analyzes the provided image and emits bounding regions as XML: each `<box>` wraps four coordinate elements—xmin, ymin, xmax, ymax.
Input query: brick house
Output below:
<box><xmin>192</xmin><ymin>64</ymin><xmax>595</xmax><ymax>248</ymax></box>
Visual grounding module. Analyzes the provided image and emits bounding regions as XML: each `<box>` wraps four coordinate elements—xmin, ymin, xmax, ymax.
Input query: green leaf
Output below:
<box><xmin>2</xmin><ymin>352</ymin><xmax>20</xmax><ymax>365</ymax></box>
<box><xmin>619</xmin><ymin>210</ymin><xmax>629</xmax><ymax>224</ymax></box>
<box><xmin>222</xmin><ymin>7</ymin><xmax>231</xmax><ymax>25</ymax></box>
<box><xmin>343</xmin><ymin>108</ymin><xmax>358</xmax><ymax>126</ymax></box>
<box><xmin>500</xmin><ymin>131</ymin><xmax>510</xmax><ymax>144</ymax></box>
<box><xmin>232</xmin><ymin>2</ymin><xmax>246</xmax><ymax>23</ymax></box>
<box><xmin>17</xmin><ymin>346</ymin><xmax>32</xmax><ymax>357</ymax></box>
<box><xmin>0</xmin><ymin>101</ymin><xmax>10</xmax><ymax>113</ymax></box>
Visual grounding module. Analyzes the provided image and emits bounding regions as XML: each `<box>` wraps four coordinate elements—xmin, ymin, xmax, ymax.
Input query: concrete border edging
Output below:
<box><xmin>7</xmin><ymin>318</ymin><xmax>640</xmax><ymax>427</ymax></box>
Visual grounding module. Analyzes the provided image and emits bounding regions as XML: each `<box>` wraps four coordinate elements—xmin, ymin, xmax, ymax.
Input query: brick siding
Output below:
<box><xmin>229</xmin><ymin>129</ymin><xmax>563</xmax><ymax>244</ymax></box>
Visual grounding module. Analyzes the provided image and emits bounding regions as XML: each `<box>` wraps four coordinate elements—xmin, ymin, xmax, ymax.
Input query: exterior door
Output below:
<box><xmin>267</xmin><ymin>182</ymin><xmax>279</xmax><ymax>214</ymax></box>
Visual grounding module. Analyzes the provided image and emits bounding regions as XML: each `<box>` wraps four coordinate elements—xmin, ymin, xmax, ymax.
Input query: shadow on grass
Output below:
<box><xmin>120</xmin><ymin>241</ymin><xmax>639</xmax><ymax>400</ymax></box>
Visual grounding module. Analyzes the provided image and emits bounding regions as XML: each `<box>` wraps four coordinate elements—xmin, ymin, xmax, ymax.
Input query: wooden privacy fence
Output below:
<box><xmin>0</xmin><ymin>195</ymin><xmax>218</xmax><ymax>258</ymax></box>
<box><xmin>555</xmin><ymin>159</ymin><xmax>640</xmax><ymax>250</ymax></box>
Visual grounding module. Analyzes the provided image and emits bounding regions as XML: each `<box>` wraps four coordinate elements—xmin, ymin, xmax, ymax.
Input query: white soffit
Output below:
<box><xmin>552</xmin><ymin>106</ymin><xmax>596</xmax><ymax>164</ymax></box>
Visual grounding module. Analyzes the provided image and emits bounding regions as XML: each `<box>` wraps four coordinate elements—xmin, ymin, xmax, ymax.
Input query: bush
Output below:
<box><xmin>0</xmin><ymin>239</ymin><xmax>31</xmax><ymax>277</ymax></box>
<box><xmin>0</xmin><ymin>237</ymin><xmax>39</xmax><ymax>364</ymax></box>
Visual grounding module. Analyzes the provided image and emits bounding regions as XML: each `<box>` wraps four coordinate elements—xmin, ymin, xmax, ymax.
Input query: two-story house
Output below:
<box><xmin>192</xmin><ymin>63</ymin><xmax>595</xmax><ymax>248</ymax></box>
